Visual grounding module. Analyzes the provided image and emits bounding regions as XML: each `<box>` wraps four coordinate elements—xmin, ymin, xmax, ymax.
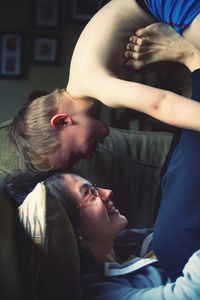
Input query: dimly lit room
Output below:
<box><xmin>0</xmin><ymin>0</ymin><xmax>200</xmax><ymax>299</ymax></box>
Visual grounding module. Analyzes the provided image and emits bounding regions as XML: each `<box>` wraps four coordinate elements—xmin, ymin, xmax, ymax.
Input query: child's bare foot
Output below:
<box><xmin>124</xmin><ymin>23</ymin><xmax>200</xmax><ymax>72</ymax></box>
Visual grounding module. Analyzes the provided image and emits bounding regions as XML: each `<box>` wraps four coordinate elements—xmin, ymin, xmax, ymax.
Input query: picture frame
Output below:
<box><xmin>33</xmin><ymin>0</ymin><xmax>60</xmax><ymax>28</ymax></box>
<box><xmin>0</xmin><ymin>33</ymin><xmax>23</xmax><ymax>78</ymax></box>
<box><xmin>32</xmin><ymin>36</ymin><xmax>59</xmax><ymax>64</ymax></box>
<box><xmin>71</xmin><ymin>0</ymin><xmax>108</xmax><ymax>21</ymax></box>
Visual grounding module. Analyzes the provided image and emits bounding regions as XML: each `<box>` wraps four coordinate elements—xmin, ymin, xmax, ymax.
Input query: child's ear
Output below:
<box><xmin>50</xmin><ymin>114</ymin><xmax>73</xmax><ymax>128</ymax></box>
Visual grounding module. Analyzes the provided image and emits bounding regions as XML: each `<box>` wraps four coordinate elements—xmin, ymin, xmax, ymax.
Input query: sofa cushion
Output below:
<box><xmin>0</xmin><ymin>188</ymin><xmax>23</xmax><ymax>300</ymax></box>
<box><xmin>18</xmin><ymin>182</ymin><xmax>80</xmax><ymax>300</ymax></box>
<box><xmin>0</xmin><ymin>122</ymin><xmax>19</xmax><ymax>181</ymax></box>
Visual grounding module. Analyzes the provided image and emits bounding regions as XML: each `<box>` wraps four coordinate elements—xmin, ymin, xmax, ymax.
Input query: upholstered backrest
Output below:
<box><xmin>0</xmin><ymin>188</ymin><xmax>23</xmax><ymax>300</ymax></box>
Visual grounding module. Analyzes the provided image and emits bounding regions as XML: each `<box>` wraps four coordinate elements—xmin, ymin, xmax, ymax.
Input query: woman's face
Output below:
<box><xmin>63</xmin><ymin>174</ymin><xmax>127</xmax><ymax>243</ymax></box>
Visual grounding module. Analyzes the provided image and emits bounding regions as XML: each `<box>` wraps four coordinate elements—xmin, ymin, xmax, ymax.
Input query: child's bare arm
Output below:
<box><xmin>92</xmin><ymin>73</ymin><xmax>200</xmax><ymax>131</ymax></box>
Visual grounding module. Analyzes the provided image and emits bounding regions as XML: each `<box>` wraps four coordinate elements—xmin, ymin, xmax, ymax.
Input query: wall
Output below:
<box><xmin>0</xmin><ymin>0</ymin><xmax>84</xmax><ymax>123</ymax></box>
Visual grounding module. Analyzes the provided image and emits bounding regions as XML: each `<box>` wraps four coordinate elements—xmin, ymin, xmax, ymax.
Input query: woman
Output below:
<box><xmin>6</xmin><ymin>170</ymin><xmax>200</xmax><ymax>300</ymax></box>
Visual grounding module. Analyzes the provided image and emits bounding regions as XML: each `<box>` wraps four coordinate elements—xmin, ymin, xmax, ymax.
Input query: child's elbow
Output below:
<box><xmin>150</xmin><ymin>91</ymin><xmax>174</xmax><ymax>125</ymax></box>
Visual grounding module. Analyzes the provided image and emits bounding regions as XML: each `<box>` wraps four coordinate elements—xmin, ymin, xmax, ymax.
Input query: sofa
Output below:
<box><xmin>0</xmin><ymin>120</ymin><xmax>172</xmax><ymax>300</ymax></box>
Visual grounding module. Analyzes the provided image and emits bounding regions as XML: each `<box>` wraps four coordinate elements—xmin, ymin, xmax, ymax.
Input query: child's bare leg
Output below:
<box><xmin>183</xmin><ymin>14</ymin><xmax>200</xmax><ymax>50</ymax></box>
<box><xmin>124</xmin><ymin>23</ymin><xmax>200</xmax><ymax>72</ymax></box>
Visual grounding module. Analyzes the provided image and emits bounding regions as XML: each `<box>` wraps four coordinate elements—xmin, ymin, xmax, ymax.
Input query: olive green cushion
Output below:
<box><xmin>18</xmin><ymin>183</ymin><xmax>80</xmax><ymax>300</ymax></box>
<box><xmin>0</xmin><ymin>189</ymin><xmax>23</xmax><ymax>300</ymax></box>
<box><xmin>0</xmin><ymin>123</ymin><xmax>172</xmax><ymax>226</ymax></box>
<box><xmin>41</xmin><ymin>186</ymin><xmax>80</xmax><ymax>300</ymax></box>
<box><xmin>0</xmin><ymin>123</ymin><xmax>20</xmax><ymax>189</ymax></box>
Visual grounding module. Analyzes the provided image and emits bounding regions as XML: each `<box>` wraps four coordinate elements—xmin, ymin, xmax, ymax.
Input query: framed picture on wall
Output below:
<box><xmin>32</xmin><ymin>36</ymin><xmax>59</xmax><ymax>64</ymax></box>
<box><xmin>33</xmin><ymin>0</ymin><xmax>60</xmax><ymax>28</ymax></box>
<box><xmin>71</xmin><ymin>0</ymin><xmax>103</xmax><ymax>21</ymax></box>
<box><xmin>0</xmin><ymin>33</ymin><xmax>23</xmax><ymax>78</ymax></box>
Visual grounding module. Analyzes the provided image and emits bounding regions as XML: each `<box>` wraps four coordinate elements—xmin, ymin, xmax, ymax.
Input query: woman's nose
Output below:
<box><xmin>98</xmin><ymin>188</ymin><xmax>113</xmax><ymax>202</ymax></box>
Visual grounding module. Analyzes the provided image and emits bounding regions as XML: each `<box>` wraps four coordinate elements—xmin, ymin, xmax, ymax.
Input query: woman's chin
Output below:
<box><xmin>111</xmin><ymin>213</ymin><xmax>128</xmax><ymax>230</ymax></box>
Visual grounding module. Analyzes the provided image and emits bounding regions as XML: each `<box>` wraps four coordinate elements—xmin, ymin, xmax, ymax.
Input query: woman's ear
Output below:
<box><xmin>50</xmin><ymin>114</ymin><xmax>73</xmax><ymax>128</ymax></box>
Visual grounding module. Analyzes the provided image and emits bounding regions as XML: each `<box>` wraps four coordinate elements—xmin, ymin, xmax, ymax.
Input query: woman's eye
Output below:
<box><xmin>84</xmin><ymin>189</ymin><xmax>89</xmax><ymax>196</ymax></box>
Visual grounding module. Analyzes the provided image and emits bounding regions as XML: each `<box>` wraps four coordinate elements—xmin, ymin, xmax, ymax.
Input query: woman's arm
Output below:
<box><xmin>92</xmin><ymin>73</ymin><xmax>200</xmax><ymax>131</ymax></box>
<box><xmin>82</xmin><ymin>250</ymin><xmax>200</xmax><ymax>300</ymax></box>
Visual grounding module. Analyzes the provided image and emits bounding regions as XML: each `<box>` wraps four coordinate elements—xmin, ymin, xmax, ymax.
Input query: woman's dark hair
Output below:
<box><xmin>45</xmin><ymin>173</ymin><xmax>96</xmax><ymax>273</ymax></box>
<box><xmin>5</xmin><ymin>170</ymin><xmax>96</xmax><ymax>273</ymax></box>
<box><xmin>5</xmin><ymin>170</ymin><xmax>81</xmax><ymax>234</ymax></box>
<box><xmin>5</xmin><ymin>170</ymin><xmax>51</xmax><ymax>206</ymax></box>
<box><xmin>44</xmin><ymin>173</ymin><xmax>81</xmax><ymax>233</ymax></box>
